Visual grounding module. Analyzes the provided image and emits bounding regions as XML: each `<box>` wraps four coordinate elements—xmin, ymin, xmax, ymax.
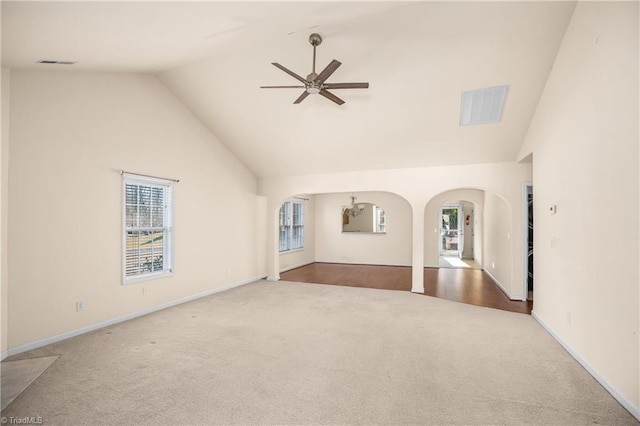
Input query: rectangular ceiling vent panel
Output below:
<box><xmin>35</xmin><ymin>60</ymin><xmax>76</xmax><ymax>65</ymax></box>
<box><xmin>459</xmin><ymin>85</ymin><xmax>508</xmax><ymax>126</ymax></box>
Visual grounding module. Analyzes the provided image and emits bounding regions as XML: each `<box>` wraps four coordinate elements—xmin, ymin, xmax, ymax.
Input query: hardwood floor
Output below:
<box><xmin>280</xmin><ymin>262</ymin><xmax>532</xmax><ymax>314</ymax></box>
<box><xmin>423</xmin><ymin>267</ymin><xmax>532</xmax><ymax>314</ymax></box>
<box><xmin>279</xmin><ymin>263</ymin><xmax>412</xmax><ymax>291</ymax></box>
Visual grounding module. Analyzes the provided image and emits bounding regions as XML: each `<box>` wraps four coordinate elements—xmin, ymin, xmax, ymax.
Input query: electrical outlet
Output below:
<box><xmin>142</xmin><ymin>287</ymin><xmax>147</xmax><ymax>295</ymax></box>
<box><xmin>567</xmin><ymin>312</ymin><xmax>572</xmax><ymax>325</ymax></box>
<box><xmin>76</xmin><ymin>300</ymin><xmax>84</xmax><ymax>312</ymax></box>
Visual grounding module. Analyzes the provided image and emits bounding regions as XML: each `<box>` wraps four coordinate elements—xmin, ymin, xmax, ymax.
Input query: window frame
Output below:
<box><xmin>279</xmin><ymin>199</ymin><xmax>304</xmax><ymax>253</ymax></box>
<box><xmin>375</xmin><ymin>205</ymin><xmax>386</xmax><ymax>233</ymax></box>
<box><xmin>122</xmin><ymin>173</ymin><xmax>175</xmax><ymax>285</ymax></box>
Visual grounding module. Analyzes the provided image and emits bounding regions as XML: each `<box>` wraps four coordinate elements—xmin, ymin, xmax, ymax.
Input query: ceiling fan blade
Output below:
<box><xmin>319</xmin><ymin>89</ymin><xmax>345</xmax><ymax>105</ymax></box>
<box><xmin>260</xmin><ymin>85</ymin><xmax>306</xmax><ymax>89</ymax></box>
<box><xmin>272</xmin><ymin>63</ymin><xmax>308</xmax><ymax>84</ymax></box>
<box><xmin>323</xmin><ymin>82</ymin><xmax>369</xmax><ymax>89</ymax></box>
<box><xmin>315</xmin><ymin>59</ymin><xmax>342</xmax><ymax>84</ymax></box>
<box><xmin>293</xmin><ymin>91</ymin><xmax>310</xmax><ymax>104</ymax></box>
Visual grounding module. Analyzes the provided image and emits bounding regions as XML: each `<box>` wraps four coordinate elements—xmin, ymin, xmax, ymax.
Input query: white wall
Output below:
<box><xmin>460</xmin><ymin>201</ymin><xmax>473</xmax><ymax>259</ymax></box>
<box><xmin>424</xmin><ymin>189</ymin><xmax>484</xmax><ymax>268</ymax></box>
<box><xmin>1</xmin><ymin>68</ymin><xmax>9</xmax><ymax>356</ymax></box>
<box><xmin>483</xmin><ymin>192</ymin><xmax>512</xmax><ymax>294</ymax></box>
<box><xmin>315</xmin><ymin>192</ymin><xmax>412</xmax><ymax>266</ymax></box>
<box><xmin>520</xmin><ymin>1</ymin><xmax>639</xmax><ymax>414</ymax></box>
<box><xmin>279</xmin><ymin>195</ymin><xmax>315</xmax><ymax>272</ymax></box>
<box><xmin>472</xmin><ymin>202</ymin><xmax>483</xmax><ymax>267</ymax></box>
<box><xmin>7</xmin><ymin>71</ymin><xmax>265</xmax><ymax>349</ymax></box>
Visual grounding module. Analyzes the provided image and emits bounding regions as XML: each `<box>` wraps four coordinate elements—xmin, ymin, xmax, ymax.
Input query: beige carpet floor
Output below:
<box><xmin>1</xmin><ymin>280</ymin><xmax>637</xmax><ymax>425</ymax></box>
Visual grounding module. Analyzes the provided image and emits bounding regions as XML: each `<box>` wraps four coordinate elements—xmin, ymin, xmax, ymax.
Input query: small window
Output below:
<box><xmin>375</xmin><ymin>205</ymin><xmax>386</xmax><ymax>233</ymax></box>
<box><xmin>279</xmin><ymin>200</ymin><xmax>304</xmax><ymax>252</ymax></box>
<box><xmin>123</xmin><ymin>173</ymin><xmax>174</xmax><ymax>284</ymax></box>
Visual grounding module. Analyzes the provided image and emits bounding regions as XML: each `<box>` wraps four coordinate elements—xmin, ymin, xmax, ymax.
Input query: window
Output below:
<box><xmin>123</xmin><ymin>174</ymin><xmax>174</xmax><ymax>284</ymax></box>
<box><xmin>375</xmin><ymin>205</ymin><xmax>386</xmax><ymax>233</ymax></box>
<box><xmin>279</xmin><ymin>200</ymin><xmax>304</xmax><ymax>252</ymax></box>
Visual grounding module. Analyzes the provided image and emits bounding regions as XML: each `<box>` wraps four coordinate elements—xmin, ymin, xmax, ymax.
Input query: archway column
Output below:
<box><xmin>266</xmin><ymin>200</ymin><xmax>280</xmax><ymax>281</ymax></box>
<box><xmin>411</xmin><ymin>201</ymin><xmax>425</xmax><ymax>293</ymax></box>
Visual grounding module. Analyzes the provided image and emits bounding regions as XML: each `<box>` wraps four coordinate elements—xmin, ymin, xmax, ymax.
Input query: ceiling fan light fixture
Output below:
<box><xmin>342</xmin><ymin>195</ymin><xmax>364</xmax><ymax>217</ymax></box>
<box><xmin>306</xmin><ymin>86</ymin><xmax>320</xmax><ymax>94</ymax></box>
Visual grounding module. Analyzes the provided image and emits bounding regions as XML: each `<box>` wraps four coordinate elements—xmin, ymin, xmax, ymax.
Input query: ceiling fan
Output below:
<box><xmin>260</xmin><ymin>33</ymin><xmax>369</xmax><ymax>105</ymax></box>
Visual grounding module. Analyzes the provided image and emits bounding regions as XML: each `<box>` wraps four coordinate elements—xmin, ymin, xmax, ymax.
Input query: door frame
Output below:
<box><xmin>521</xmin><ymin>182</ymin><xmax>533</xmax><ymax>302</ymax></box>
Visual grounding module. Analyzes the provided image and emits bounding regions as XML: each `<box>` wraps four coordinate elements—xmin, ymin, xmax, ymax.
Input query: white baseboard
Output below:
<box><xmin>483</xmin><ymin>268</ymin><xmax>518</xmax><ymax>300</ymax></box>
<box><xmin>314</xmin><ymin>261</ymin><xmax>412</xmax><ymax>268</ymax></box>
<box><xmin>279</xmin><ymin>261</ymin><xmax>314</xmax><ymax>273</ymax></box>
<box><xmin>5</xmin><ymin>275</ymin><xmax>266</xmax><ymax>358</ymax></box>
<box><xmin>532</xmin><ymin>311</ymin><xmax>640</xmax><ymax>422</ymax></box>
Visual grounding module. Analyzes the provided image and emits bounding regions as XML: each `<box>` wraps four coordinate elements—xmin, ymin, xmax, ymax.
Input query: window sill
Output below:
<box><xmin>123</xmin><ymin>270</ymin><xmax>173</xmax><ymax>285</ymax></box>
<box><xmin>279</xmin><ymin>248</ymin><xmax>304</xmax><ymax>255</ymax></box>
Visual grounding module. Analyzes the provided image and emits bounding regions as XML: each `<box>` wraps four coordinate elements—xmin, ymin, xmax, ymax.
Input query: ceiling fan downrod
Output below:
<box><xmin>309</xmin><ymin>33</ymin><xmax>322</xmax><ymax>80</ymax></box>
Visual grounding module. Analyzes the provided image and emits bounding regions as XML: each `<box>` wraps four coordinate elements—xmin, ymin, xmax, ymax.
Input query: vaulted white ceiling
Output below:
<box><xmin>2</xmin><ymin>1</ymin><xmax>576</xmax><ymax>177</ymax></box>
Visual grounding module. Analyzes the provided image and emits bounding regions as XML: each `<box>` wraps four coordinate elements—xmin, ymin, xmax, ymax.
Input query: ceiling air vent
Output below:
<box><xmin>460</xmin><ymin>85</ymin><xmax>508</xmax><ymax>126</ymax></box>
<box><xmin>36</xmin><ymin>60</ymin><xmax>76</xmax><ymax>65</ymax></box>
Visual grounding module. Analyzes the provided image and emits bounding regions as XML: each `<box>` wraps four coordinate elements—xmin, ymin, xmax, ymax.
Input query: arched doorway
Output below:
<box><xmin>438</xmin><ymin>201</ymin><xmax>481</xmax><ymax>269</ymax></box>
<box><xmin>424</xmin><ymin>189</ymin><xmax>485</xmax><ymax>270</ymax></box>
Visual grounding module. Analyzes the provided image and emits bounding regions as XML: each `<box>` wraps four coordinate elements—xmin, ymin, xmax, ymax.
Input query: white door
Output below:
<box><xmin>439</xmin><ymin>205</ymin><xmax>463</xmax><ymax>258</ymax></box>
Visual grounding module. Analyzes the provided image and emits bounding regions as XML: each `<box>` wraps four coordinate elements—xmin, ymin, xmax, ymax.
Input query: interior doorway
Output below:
<box><xmin>523</xmin><ymin>184</ymin><xmax>534</xmax><ymax>302</ymax></box>
<box><xmin>439</xmin><ymin>203</ymin><xmax>480</xmax><ymax>269</ymax></box>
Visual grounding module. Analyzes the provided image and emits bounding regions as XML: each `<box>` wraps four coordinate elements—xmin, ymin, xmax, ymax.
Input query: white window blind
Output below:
<box><xmin>123</xmin><ymin>174</ymin><xmax>174</xmax><ymax>284</ymax></box>
<box><xmin>279</xmin><ymin>200</ymin><xmax>304</xmax><ymax>252</ymax></box>
<box><xmin>279</xmin><ymin>202</ymin><xmax>291</xmax><ymax>252</ymax></box>
<box><xmin>292</xmin><ymin>202</ymin><xmax>304</xmax><ymax>250</ymax></box>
